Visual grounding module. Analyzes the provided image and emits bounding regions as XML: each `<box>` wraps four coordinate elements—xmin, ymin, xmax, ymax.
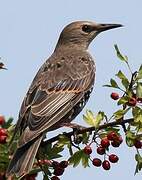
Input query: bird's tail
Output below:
<box><xmin>6</xmin><ymin>135</ymin><xmax>43</xmax><ymax>178</ymax></box>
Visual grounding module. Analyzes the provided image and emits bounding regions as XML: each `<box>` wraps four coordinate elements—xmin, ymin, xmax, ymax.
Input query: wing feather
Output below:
<box><xmin>15</xmin><ymin>53</ymin><xmax>95</xmax><ymax>147</ymax></box>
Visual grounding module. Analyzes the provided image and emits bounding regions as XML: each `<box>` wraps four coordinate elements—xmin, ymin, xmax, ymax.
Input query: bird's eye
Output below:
<box><xmin>82</xmin><ymin>25</ymin><xmax>93</xmax><ymax>33</ymax></box>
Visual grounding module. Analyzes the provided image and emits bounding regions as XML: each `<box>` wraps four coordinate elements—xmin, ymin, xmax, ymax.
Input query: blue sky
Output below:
<box><xmin>0</xmin><ymin>0</ymin><xmax>142</xmax><ymax>179</ymax></box>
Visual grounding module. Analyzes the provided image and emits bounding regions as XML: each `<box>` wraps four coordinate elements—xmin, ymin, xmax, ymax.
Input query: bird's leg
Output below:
<box><xmin>61</xmin><ymin>122</ymin><xmax>86</xmax><ymax>149</ymax></box>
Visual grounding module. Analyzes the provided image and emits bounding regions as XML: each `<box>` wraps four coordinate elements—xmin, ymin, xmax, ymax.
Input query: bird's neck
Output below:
<box><xmin>54</xmin><ymin>39</ymin><xmax>89</xmax><ymax>53</ymax></box>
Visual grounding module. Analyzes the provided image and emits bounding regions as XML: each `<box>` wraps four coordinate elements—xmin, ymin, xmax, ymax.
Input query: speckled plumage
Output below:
<box><xmin>7</xmin><ymin>21</ymin><xmax>122</xmax><ymax>178</ymax></box>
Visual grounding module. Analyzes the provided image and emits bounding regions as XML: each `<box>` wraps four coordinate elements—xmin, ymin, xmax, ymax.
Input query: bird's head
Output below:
<box><xmin>55</xmin><ymin>21</ymin><xmax>123</xmax><ymax>51</ymax></box>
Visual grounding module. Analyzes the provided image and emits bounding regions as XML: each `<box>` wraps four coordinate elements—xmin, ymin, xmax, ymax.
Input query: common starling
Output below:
<box><xmin>7</xmin><ymin>21</ymin><xmax>122</xmax><ymax>178</ymax></box>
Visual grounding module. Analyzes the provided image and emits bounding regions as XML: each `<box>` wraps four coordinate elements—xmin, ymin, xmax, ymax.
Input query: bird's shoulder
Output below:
<box><xmin>29</xmin><ymin>50</ymin><xmax>96</xmax><ymax>93</ymax></box>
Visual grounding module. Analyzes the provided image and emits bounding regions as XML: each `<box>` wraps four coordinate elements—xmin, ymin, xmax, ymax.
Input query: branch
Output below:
<box><xmin>41</xmin><ymin>118</ymin><xmax>134</xmax><ymax>147</ymax></box>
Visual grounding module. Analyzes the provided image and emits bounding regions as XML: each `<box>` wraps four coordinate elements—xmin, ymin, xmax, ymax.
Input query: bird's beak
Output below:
<box><xmin>96</xmin><ymin>23</ymin><xmax>123</xmax><ymax>32</ymax></box>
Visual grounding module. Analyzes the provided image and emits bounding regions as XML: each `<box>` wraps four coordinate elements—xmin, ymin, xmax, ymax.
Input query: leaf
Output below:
<box><xmin>105</xmin><ymin>127</ymin><xmax>120</xmax><ymax>133</ymax></box>
<box><xmin>103</xmin><ymin>79</ymin><xmax>120</xmax><ymax>89</ymax></box>
<box><xmin>114</xmin><ymin>108</ymin><xmax>130</xmax><ymax>120</ymax></box>
<box><xmin>114</xmin><ymin>44</ymin><xmax>128</xmax><ymax>62</ymax></box>
<box><xmin>83</xmin><ymin>110</ymin><xmax>104</xmax><ymax>128</ymax></box>
<box><xmin>69</xmin><ymin>150</ymin><xmax>84</xmax><ymax>167</ymax></box>
<box><xmin>82</xmin><ymin>132</ymin><xmax>90</xmax><ymax>144</ymax></box>
<box><xmin>117</xmin><ymin>96</ymin><xmax>129</xmax><ymax>105</ymax></box>
<box><xmin>2</xmin><ymin>117</ymin><xmax>13</xmax><ymax>129</ymax></box>
<box><xmin>43</xmin><ymin>175</ymin><xmax>50</xmax><ymax>180</ymax></box>
<box><xmin>110</xmin><ymin>78</ymin><xmax>119</xmax><ymax>88</ymax></box>
<box><xmin>137</xmin><ymin>65</ymin><xmax>142</xmax><ymax>80</ymax></box>
<box><xmin>132</xmin><ymin>107</ymin><xmax>142</xmax><ymax>124</ymax></box>
<box><xmin>81</xmin><ymin>153</ymin><xmax>90</xmax><ymax>168</ymax></box>
<box><xmin>126</xmin><ymin>130</ymin><xmax>136</xmax><ymax>147</ymax></box>
<box><xmin>94</xmin><ymin>111</ymin><xmax>105</xmax><ymax>128</ymax></box>
<box><xmin>58</xmin><ymin>135</ymin><xmax>71</xmax><ymax>146</ymax></box>
<box><xmin>83</xmin><ymin>110</ymin><xmax>95</xmax><ymax>126</ymax></box>
<box><xmin>135</xmin><ymin>154</ymin><xmax>142</xmax><ymax>174</ymax></box>
<box><xmin>42</xmin><ymin>142</ymin><xmax>63</xmax><ymax>160</ymax></box>
<box><xmin>136</xmin><ymin>83</ymin><xmax>142</xmax><ymax>98</ymax></box>
<box><xmin>116</xmin><ymin>70</ymin><xmax>129</xmax><ymax>89</ymax></box>
<box><xmin>103</xmin><ymin>84</ymin><xmax>113</xmax><ymax>88</ymax></box>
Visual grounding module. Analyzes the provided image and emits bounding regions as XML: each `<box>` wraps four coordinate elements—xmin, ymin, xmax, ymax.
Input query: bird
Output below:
<box><xmin>7</xmin><ymin>21</ymin><xmax>122</xmax><ymax>178</ymax></box>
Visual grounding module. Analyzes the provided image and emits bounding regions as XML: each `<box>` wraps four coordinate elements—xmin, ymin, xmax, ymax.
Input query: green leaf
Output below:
<box><xmin>117</xmin><ymin>96</ymin><xmax>129</xmax><ymax>105</ymax></box>
<box><xmin>42</xmin><ymin>142</ymin><xmax>63</xmax><ymax>160</ymax></box>
<box><xmin>105</xmin><ymin>127</ymin><xmax>120</xmax><ymax>133</ymax></box>
<box><xmin>2</xmin><ymin>117</ymin><xmax>13</xmax><ymax>129</ymax></box>
<box><xmin>137</xmin><ymin>65</ymin><xmax>142</xmax><ymax>80</ymax></box>
<box><xmin>82</xmin><ymin>132</ymin><xmax>90</xmax><ymax>144</ymax></box>
<box><xmin>103</xmin><ymin>84</ymin><xmax>113</xmax><ymax>88</ymax></box>
<box><xmin>83</xmin><ymin>110</ymin><xmax>104</xmax><ymax>128</ymax></box>
<box><xmin>136</xmin><ymin>83</ymin><xmax>142</xmax><ymax>98</ymax></box>
<box><xmin>58</xmin><ymin>135</ymin><xmax>71</xmax><ymax>146</ymax></box>
<box><xmin>43</xmin><ymin>175</ymin><xmax>50</xmax><ymax>180</ymax></box>
<box><xmin>114</xmin><ymin>44</ymin><xmax>128</xmax><ymax>62</ymax></box>
<box><xmin>94</xmin><ymin>111</ymin><xmax>105</xmax><ymax>128</ymax></box>
<box><xmin>83</xmin><ymin>110</ymin><xmax>95</xmax><ymax>126</ymax></box>
<box><xmin>126</xmin><ymin>130</ymin><xmax>136</xmax><ymax>147</ymax></box>
<box><xmin>69</xmin><ymin>150</ymin><xmax>84</xmax><ymax>167</ymax></box>
<box><xmin>69</xmin><ymin>150</ymin><xmax>90</xmax><ymax>168</ymax></box>
<box><xmin>116</xmin><ymin>70</ymin><xmax>129</xmax><ymax>89</ymax></box>
<box><xmin>81</xmin><ymin>153</ymin><xmax>89</xmax><ymax>168</ymax></box>
<box><xmin>110</xmin><ymin>78</ymin><xmax>119</xmax><ymax>88</ymax></box>
<box><xmin>114</xmin><ymin>108</ymin><xmax>130</xmax><ymax>120</ymax></box>
<box><xmin>132</xmin><ymin>107</ymin><xmax>142</xmax><ymax>124</ymax></box>
<box><xmin>135</xmin><ymin>154</ymin><xmax>142</xmax><ymax>174</ymax></box>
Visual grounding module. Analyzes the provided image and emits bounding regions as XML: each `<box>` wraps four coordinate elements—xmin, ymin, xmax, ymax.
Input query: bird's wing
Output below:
<box><xmin>16</xmin><ymin>55</ymin><xmax>95</xmax><ymax>147</ymax></box>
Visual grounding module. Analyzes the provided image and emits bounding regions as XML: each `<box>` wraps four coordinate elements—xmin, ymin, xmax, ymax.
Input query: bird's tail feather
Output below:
<box><xmin>7</xmin><ymin>135</ymin><xmax>43</xmax><ymax>178</ymax></box>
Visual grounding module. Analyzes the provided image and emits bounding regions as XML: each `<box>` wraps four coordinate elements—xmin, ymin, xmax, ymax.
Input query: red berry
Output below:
<box><xmin>53</xmin><ymin>167</ymin><xmax>64</xmax><ymax>176</ymax></box>
<box><xmin>102</xmin><ymin>160</ymin><xmax>110</xmax><ymax>170</ymax></box>
<box><xmin>83</xmin><ymin>145</ymin><xmax>92</xmax><ymax>155</ymax></box>
<box><xmin>0</xmin><ymin>128</ymin><xmax>7</xmax><ymax>136</ymax></box>
<box><xmin>109</xmin><ymin>154</ymin><xmax>119</xmax><ymax>163</ymax></box>
<box><xmin>111</xmin><ymin>93</ymin><xmax>119</xmax><ymax>100</ymax></box>
<box><xmin>97</xmin><ymin>146</ymin><xmax>105</xmax><ymax>155</ymax></box>
<box><xmin>51</xmin><ymin>176</ymin><xmax>60</xmax><ymax>180</ymax></box>
<box><xmin>111</xmin><ymin>141</ymin><xmax>120</xmax><ymax>147</ymax></box>
<box><xmin>118</xmin><ymin>136</ymin><xmax>123</xmax><ymax>144</ymax></box>
<box><xmin>127</xmin><ymin>97</ymin><xmax>137</xmax><ymax>106</ymax></box>
<box><xmin>101</xmin><ymin>138</ymin><xmax>110</xmax><ymax>148</ymax></box>
<box><xmin>107</xmin><ymin>131</ymin><xmax>118</xmax><ymax>141</ymax></box>
<box><xmin>134</xmin><ymin>139</ymin><xmax>142</xmax><ymax>149</ymax></box>
<box><xmin>0</xmin><ymin>116</ymin><xmax>5</xmax><ymax>125</ymax></box>
<box><xmin>52</xmin><ymin>161</ymin><xmax>60</xmax><ymax>168</ymax></box>
<box><xmin>0</xmin><ymin>135</ymin><xmax>7</xmax><ymax>144</ymax></box>
<box><xmin>25</xmin><ymin>173</ymin><xmax>37</xmax><ymax>180</ymax></box>
<box><xmin>59</xmin><ymin>161</ymin><xmax>68</xmax><ymax>168</ymax></box>
<box><xmin>111</xmin><ymin>135</ymin><xmax>123</xmax><ymax>147</ymax></box>
<box><xmin>92</xmin><ymin>158</ymin><xmax>102</xmax><ymax>167</ymax></box>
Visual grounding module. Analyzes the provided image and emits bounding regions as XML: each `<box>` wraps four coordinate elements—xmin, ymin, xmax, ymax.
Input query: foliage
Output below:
<box><xmin>0</xmin><ymin>47</ymin><xmax>142</xmax><ymax>179</ymax></box>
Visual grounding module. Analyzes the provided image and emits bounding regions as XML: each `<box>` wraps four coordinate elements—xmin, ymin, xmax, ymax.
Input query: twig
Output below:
<box><xmin>41</xmin><ymin>118</ymin><xmax>134</xmax><ymax>147</ymax></box>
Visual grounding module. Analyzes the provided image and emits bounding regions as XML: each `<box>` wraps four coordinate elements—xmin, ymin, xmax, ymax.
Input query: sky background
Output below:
<box><xmin>0</xmin><ymin>0</ymin><xmax>142</xmax><ymax>179</ymax></box>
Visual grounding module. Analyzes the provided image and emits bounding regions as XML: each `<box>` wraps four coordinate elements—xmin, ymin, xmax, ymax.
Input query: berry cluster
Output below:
<box><xmin>51</xmin><ymin>160</ymin><xmax>68</xmax><ymax>180</ymax></box>
<box><xmin>111</xmin><ymin>92</ymin><xmax>142</xmax><ymax>107</ymax></box>
<box><xmin>33</xmin><ymin>159</ymin><xmax>68</xmax><ymax>180</ymax></box>
<box><xmin>83</xmin><ymin>131</ymin><xmax>122</xmax><ymax>170</ymax></box>
<box><xmin>23</xmin><ymin>173</ymin><xmax>38</xmax><ymax>180</ymax></box>
<box><xmin>0</xmin><ymin>116</ymin><xmax>8</xmax><ymax>144</ymax></box>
